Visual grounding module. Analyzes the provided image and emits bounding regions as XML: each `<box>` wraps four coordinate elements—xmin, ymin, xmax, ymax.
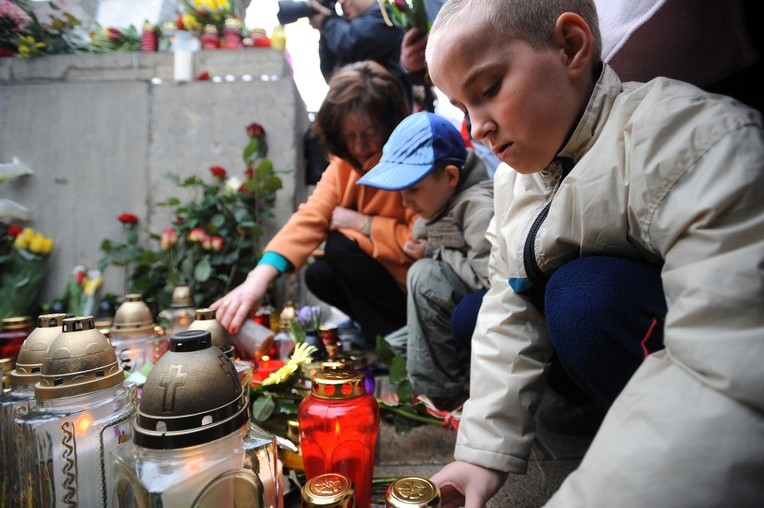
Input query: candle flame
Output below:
<box><xmin>76</xmin><ymin>414</ymin><xmax>93</xmax><ymax>433</ymax></box>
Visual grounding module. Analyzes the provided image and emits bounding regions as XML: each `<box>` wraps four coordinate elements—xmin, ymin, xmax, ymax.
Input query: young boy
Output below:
<box><xmin>357</xmin><ymin>111</ymin><xmax>494</xmax><ymax>411</ymax></box>
<box><xmin>425</xmin><ymin>0</ymin><xmax>764</xmax><ymax>506</ymax></box>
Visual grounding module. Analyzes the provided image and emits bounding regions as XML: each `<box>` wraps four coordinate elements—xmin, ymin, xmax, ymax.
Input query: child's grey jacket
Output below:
<box><xmin>418</xmin><ymin>149</ymin><xmax>494</xmax><ymax>291</ymax></box>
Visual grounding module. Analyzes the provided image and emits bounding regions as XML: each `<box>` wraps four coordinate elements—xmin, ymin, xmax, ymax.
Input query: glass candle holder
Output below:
<box><xmin>0</xmin><ymin>313</ymin><xmax>66</xmax><ymax>506</ymax></box>
<box><xmin>111</xmin><ymin>329</ymin><xmax>282</xmax><ymax>508</ymax></box>
<box><xmin>15</xmin><ymin>316</ymin><xmax>135</xmax><ymax>507</ymax></box>
<box><xmin>298</xmin><ymin>367</ymin><xmax>379</xmax><ymax>508</ymax></box>
<box><xmin>111</xmin><ymin>294</ymin><xmax>169</xmax><ymax>381</ymax></box>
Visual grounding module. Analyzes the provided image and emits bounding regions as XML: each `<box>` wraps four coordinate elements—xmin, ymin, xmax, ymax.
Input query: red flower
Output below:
<box><xmin>188</xmin><ymin>227</ymin><xmax>206</xmax><ymax>242</ymax></box>
<box><xmin>107</xmin><ymin>27</ymin><xmax>122</xmax><ymax>43</ymax></box>
<box><xmin>202</xmin><ymin>234</ymin><xmax>213</xmax><ymax>250</ymax></box>
<box><xmin>244</xmin><ymin>167</ymin><xmax>254</xmax><ymax>179</ymax></box>
<box><xmin>117</xmin><ymin>212</ymin><xmax>139</xmax><ymax>224</ymax></box>
<box><xmin>246</xmin><ymin>122</ymin><xmax>266</xmax><ymax>139</ymax></box>
<box><xmin>210</xmin><ymin>165</ymin><xmax>227</xmax><ymax>178</ymax></box>
<box><xmin>175</xmin><ymin>215</ymin><xmax>185</xmax><ymax>225</ymax></box>
<box><xmin>197</xmin><ymin>71</ymin><xmax>211</xmax><ymax>80</ymax></box>
<box><xmin>6</xmin><ymin>224</ymin><xmax>23</xmax><ymax>237</ymax></box>
<box><xmin>394</xmin><ymin>0</ymin><xmax>409</xmax><ymax>11</ymax></box>
<box><xmin>160</xmin><ymin>227</ymin><xmax>177</xmax><ymax>250</ymax></box>
<box><xmin>176</xmin><ymin>14</ymin><xmax>185</xmax><ymax>30</ymax></box>
<box><xmin>239</xmin><ymin>182</ymin><xmax>254</xmax><ymax>196</ymax></box>
<box><xmin>211</xmin><ymin>235</ymin><xmax>224</xmax><ymax>251</ymax></box>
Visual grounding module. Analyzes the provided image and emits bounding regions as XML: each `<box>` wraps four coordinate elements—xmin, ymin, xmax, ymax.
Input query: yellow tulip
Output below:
<box><xmin>181</xmin><ymin>13</ymin><xmax>202</xmax><ymax>31</ymax></box>
<box><xmin>29</xmin><ymin>234</ymin><xmax>48</xmax><ymax>254</ymax></box>
<box><xmin>14</xmin><ymin>234</ymin><xmax>29</xmax><ymax>250</ymax></box>
<box><xmin>41</xmin><ymin>237</ymin><xmax>55</xmax><ymax>255</ymax></box>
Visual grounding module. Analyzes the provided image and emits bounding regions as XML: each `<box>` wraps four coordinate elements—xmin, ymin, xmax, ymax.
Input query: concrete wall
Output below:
<box><xmin>0</xmin><ymin>49</ymin><xmax>310</xmax><ymax>308</ymax></box>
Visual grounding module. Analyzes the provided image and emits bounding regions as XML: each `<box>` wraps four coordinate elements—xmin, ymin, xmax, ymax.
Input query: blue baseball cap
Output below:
<box><xmin>356</xmin><ymin>111</ymin><xmax>467</xmax><ymax>190</ymax></box>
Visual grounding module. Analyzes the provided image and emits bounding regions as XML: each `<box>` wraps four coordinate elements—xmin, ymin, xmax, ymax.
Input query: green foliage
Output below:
<box><xmin>375</xmin><ymin>336</ymin><xmax>442</xmax><ymax>433</ymax></box>
<box><xmin>98</xmin><ymin>122</ymin><xmax>286</xmax><ymax>317</ymax></box>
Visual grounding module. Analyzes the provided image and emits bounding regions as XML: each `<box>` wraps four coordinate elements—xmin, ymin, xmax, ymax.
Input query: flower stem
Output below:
<box><xmin>378</xmin><ymin>404</ymin><xmax>443</xmax><ymax>426</ymax></box>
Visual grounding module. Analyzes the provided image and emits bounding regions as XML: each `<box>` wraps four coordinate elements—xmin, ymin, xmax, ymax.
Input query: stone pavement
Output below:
<box><xmin>284</xmin><ymin>382</ymin><xmax>593</xmax><ymax>507</ymax></box>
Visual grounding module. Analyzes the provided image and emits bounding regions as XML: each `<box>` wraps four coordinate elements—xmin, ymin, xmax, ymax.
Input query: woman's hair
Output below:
<box><xmin>314</xmin><ymin>61</ymin><xmax>410</xmax><ymax>168</ymax></box>
<box><xmin>429</xmin><ymin>0</ymin><xmax>602</xmax><ymax>62</ymax></box>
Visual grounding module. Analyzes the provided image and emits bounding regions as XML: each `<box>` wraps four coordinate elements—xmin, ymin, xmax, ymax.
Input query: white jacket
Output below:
<box><xmin>456</xmin><ymin>65</ymin><xmax>764</xmax><ymax>506</ymax></box>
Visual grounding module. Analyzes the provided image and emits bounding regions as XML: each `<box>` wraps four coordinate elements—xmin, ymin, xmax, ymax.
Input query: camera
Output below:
<box><xmin>276</xmin><ymin>0</ymin><xmax>337</xmax><ymax>26</ymax></box>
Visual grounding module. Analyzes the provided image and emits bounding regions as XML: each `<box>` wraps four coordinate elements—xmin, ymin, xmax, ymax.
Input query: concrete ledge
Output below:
<box><xmin>0</xmin><ymin>48</ymin><xmax>289</xmax><ymax>84</ymax></box>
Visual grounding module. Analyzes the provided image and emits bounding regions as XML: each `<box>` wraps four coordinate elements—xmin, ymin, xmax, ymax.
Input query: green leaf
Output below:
<box><xmin>234</xmin><ymin>208</ymin><xmax>253</xmax><ymax>224</ymax></box>
<box><xmin>375</xmin><ymin>335</ymin><xmax>396</xmax><ymax>366</ymax></box>
<box><xmin>264</xmin><ymin>175</ymin><xmax>283</xmax><ymax>192</ymax></box>
<box><xmin>257</xmin><ymin>138</ymin><xmax>269</xmax><ymax>158</ymax></box>
<box><xmin>389</xmin><ymin>356</ymin><xmax>408</xmax><ymax>386</ymax></box>
<box><xmin>251</xmin><ymin>395</ymin><xmax>276</xmax><ymax>422</ymax></box>
<box><xmin>257</xmin><ymin>159</ymin><xmax>274</xmax><ymax>178</ymax></box>
<box><xmin>211</xmin><ymin>213</ymin><xmax>225</xmax><ymax>228</ymax></box>
<box><xmin>194</xmin><ymin>256</ymin><xmax>212</xmax><ymax>282</ymax></box>
<box><xmin>242</xmin><ymin>138</ymin><xmax>260</xmax><ymax>163</ymax></box>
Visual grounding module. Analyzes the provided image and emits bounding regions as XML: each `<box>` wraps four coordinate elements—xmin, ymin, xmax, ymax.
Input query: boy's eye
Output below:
<box><xmin>482</xmin><ymin>80</ymin><xmax>500</xmax><ymax>98</ymax></box>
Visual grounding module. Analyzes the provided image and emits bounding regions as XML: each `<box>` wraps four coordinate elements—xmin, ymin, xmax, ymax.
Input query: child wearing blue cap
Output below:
<box><xmin>357</xmin><ymin>111</ymin><xmax>494</xmax><ymax>411</ymax></box>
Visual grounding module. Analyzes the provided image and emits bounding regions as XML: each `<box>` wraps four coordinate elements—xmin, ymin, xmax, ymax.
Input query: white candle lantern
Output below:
<box><xmin>0</xmin><ymin>313</ymin><xmax>66</xmax><ymax>506</ymax></box>
<box><xmin>111</xmin><ymin>329</ymin><xmax>282</xmax><ymax>507</ymax></box>
<box><xmin>157</xmin><ymin>285</ymin><xmax>196</xmax><ymax>337</ymax></box>
<box><xmin>15</xmin><ymin>316</ymin><xmax>135</xmax><ymax>507</ymax></box>
<box><xmin>110</xmin><ymin>294</ymin><xmax>169</xmax><ymax>380</ymax></box>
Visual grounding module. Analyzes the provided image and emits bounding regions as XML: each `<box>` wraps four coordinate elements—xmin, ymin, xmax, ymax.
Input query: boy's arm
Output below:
<box><xmin>452</xmin><ymin>171</ymin><xmax>554</xmax><ymax>474</ymax></box>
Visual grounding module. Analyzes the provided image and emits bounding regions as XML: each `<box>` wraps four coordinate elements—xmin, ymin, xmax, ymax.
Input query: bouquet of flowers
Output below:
<box><xmin>0</xmin><ymin>224</ymin><xmax>54</xmax><ymax>319</ymax></box>
<box><xmin>378</xmin><ymin>0</ymin><xmax>429</xmax><ymax>34</ymax></box>
<box><xmin>178</xmin><ymin>0</ymin><xmax>233</xmax><ymax>34</ymax></box>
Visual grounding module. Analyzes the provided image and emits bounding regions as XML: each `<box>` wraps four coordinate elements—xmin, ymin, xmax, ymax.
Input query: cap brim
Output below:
<box><xmin>356</xmin><ymin>160</ymin><xmax>434</xmax><ymax>191</ymax></box>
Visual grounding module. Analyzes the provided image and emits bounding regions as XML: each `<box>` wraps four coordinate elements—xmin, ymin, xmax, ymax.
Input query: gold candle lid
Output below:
<box><xmin>310</xmin><ymin>367</ymin><xmax>365</xmax><ymax>400</ymax></box>
<box><xmin>386</xmin><ymin>477</ymin><xmax>441</xmax><ymax>507</ymax></box>
<box><xmin>9</xmin><ymin>313</ymin><xmax>66</xmax><ymax>386</ymax></box>
<box><xmin>302</xmin><ymin>473</ymin><xmax>355</xmax><ymax>507</ymax></box>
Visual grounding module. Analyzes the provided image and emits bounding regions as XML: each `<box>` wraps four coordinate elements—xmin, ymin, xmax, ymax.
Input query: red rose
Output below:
<box><xmin>211</xmin><ymin>235</ymin><xmax>224</xmax><ymax>251</ymax></box>
<box><xmin>244</xmin><ymin>167</ymin><xmax>254</xmax><ymax>179</ymax></box>
<box><xmin>188</xmin><ymin>227</ymin><xmax>206</xmax><ymax>242</ymax></box>
<box><xmin>197</xmin><ymin>71</ymin><xmax>211</xmax><ymax>80</ymax></box>
<box><xmin>202</xmin><ymin>233</ymin><xmax>213</xmax><ymax>250</ymax></box>
<box><xmin>117</xmin><ymin>212</ymin><xmax>139</xmax><ymax>224</ymax></box>
<box><xmin>394</xmin><ymin>0</ymin><xmax>408</xmax><ymax>11</ymax></box>
<box><xmin>176</xmin><ymin>14</ymin><xmax>185</xmax><ymax>30</ymax></box>
<box><xmin>210</xmin><ymin>165</ymin><xmax>227</xmax><ymax>178</ymax></box>
<box><xmin>239</xmin><ymin>182</ymin><xmax>254</xmax><ymax>196</ymax></box>
<box><xmin>246</xmin><ymin>122</ymin><xmax>266</xmax><ymax>139</ymax></box>
<box><xmin>107</xmin><ymin>27</ymin><xmax>122</xmax><ymax>43</ymax></box>
<box><xmin>160</xmin><ymin>227</ymin><xmax>177</xmax><ymax>250</ymax></box>
<box><xmin>6</xmin><ymin>224</ymin><xmax>23</xmax><ymax>237</ymax></box>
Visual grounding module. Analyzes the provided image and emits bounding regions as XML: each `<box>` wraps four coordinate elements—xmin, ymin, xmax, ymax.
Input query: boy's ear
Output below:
<box><xmin>444</xmin><ymin>164</ymin><xmax>461</xmax><ymax>188</ymax></box>
<box><xmin>554</xmin><ymin>12</ymin><xmax>595</xmax><ymax>79</ymax></box>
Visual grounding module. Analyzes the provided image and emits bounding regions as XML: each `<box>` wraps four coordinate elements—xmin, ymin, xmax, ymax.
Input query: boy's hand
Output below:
<box><xmin>401</xmin><ymin>27</ymin><xmax>428</xmax><ymax>72</ymax></box>
<box><xmin>403</xmin><ymin>238</ymin><xmax>427</xmax><ymax>259</ymax></box>
<box><xmin>430</xmin><ymin>461</ymin><xmax>508</xmax><ymax>508</ymax></box>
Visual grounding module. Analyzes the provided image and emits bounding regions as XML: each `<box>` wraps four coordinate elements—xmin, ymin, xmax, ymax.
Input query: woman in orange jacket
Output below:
<box><xmin>213</xmin><ymin>61</ymin><xmax>417</xmax><ymax>347</ymax></box>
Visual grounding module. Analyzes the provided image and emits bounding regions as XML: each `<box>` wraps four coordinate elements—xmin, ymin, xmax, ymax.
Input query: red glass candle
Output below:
<box><xmin>201</xmin><ymin>24</ymin><xmax>220</xmax><ymax>50</ymax></box>
<box><xmin>0</xmin><ymin>316</ymin><xmax>34</xmax><ymax>362</ymax></box>
<box><xmin>222</xmin><ymin>18</ymin><xmax>243</xmax><ymax>49</ymax></box>
<box><xmin>141</xmin><ymin>21</ymin><xmax>158</xmax><ymax>52</ymax></box>
<box><xmin>298</xmin><ymin>367</ymin><xmax>379</xmax><ymax>508</ymax></box>
<box><xmin>251</xmin><ymin>355</ymin><xmax>285</xmax><ymax>384</ymax></box>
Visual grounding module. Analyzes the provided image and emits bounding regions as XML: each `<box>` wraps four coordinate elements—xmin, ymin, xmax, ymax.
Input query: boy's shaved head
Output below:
<box><xmin>427</xmin><ymin>0</ymin><xmax>601</xmax><ymax>64</ymax></box>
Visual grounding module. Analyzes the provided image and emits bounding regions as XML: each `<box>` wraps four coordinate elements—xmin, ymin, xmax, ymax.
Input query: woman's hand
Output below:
<box><xmin>403</xmin><ymin>238</ymin><xmax>427</xmax><ymax>259</ymax></box>
<box><xmin>210</xmin><ymin>264</ymin><xmax>279</xmax><ymax>335</ymax></box>
<box><xmin>330</xmin><ymin>206</ymin><xmax>370</xmax><ymax>234</ymax></box>
<box><xmin>430</xmin><ymin>461</ymin><xmax>508</xmax><ymax>508</ymax></box>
